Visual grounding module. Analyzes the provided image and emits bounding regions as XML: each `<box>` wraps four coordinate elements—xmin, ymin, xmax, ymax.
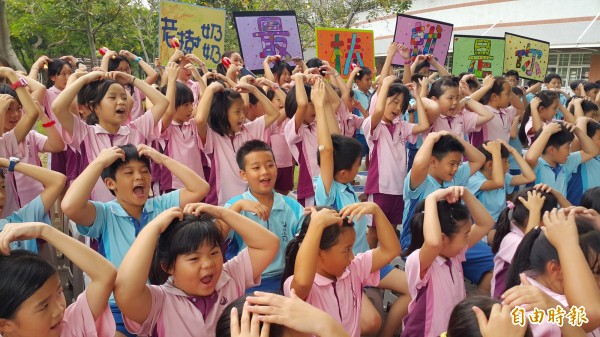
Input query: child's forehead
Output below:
<box><xmin>117</xmin><ymin>160</ymin><xmax>149</xmax><ymax>170</ymax></box>
<box><xmin>244</xmin><ymin>150</ymin><xmax>274</xmax><ymax>163</ymax></box>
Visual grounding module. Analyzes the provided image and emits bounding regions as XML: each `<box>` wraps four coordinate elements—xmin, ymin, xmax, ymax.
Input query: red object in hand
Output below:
<box><xmin>273</xmin><ymin>55</ymin><xmax>281</xmax><ymax>62</ymax></box>
<box><xmin>169</xmin><ymin>37</ymin><xmax>180</xmax><ymax>49</ymax></box>
<box><xmin>350</xmin><ymin>63</ymin><xmax>359</xmax><ymax>71</ymax></box>
<box><xmin>98</xmin><ymin>47</ymin><xmax>108</xmax><ymax>56</ymax></box>
<box><xmin>221</xmin><ymin>57</ymin><xmax>231</xmax><ymax>69</ymax></box>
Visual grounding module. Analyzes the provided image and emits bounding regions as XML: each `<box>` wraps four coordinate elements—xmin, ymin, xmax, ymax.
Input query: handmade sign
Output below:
<box><xmin>452</xmin><ymin>35</ymin><xmax>505</xmax><ymax>78</ymax></box>
<box><xmin>503</xmin><ymin>33</ymin><xmax>550</xmax><ymax>81</ymax></box>
<box><xmin>392</xmin><ymin>14</ymin><xmax>453</xmax><ymax>67</ymax></box>
<box><xmin>315</xmin><ymin>28</ymin><xmax>374</xmax><ymax>79</ymax></box>
<box><xmin>233</xmin><ymin>11</ymin><xmax>303</xmax><ymax>73</ymax></box>
<box><xmin>158</xmin><ymin>1</ymin><xmax>226</xmax><ymax>68</ymax></box>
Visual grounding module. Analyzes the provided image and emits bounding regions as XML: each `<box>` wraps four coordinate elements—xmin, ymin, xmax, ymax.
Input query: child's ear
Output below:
<box><xmin>239</xmin><ymin>169</ymin><xmax>248</xmax><ymax>182</ymax></box>
<box><xmin>104</xmin><ymin>177</ymin><xmax>117</xmax><ymax>192</ymax></box>
<box><xmin>441</xmin><ymin>233</ymin><xmax>450</xmax><ymax>246</ymax></box>
<box><xmin>429</xmin><ymin>156</ymin><xmax>437</xmax><ymax>167</ymax></box>
<box><xmin>547</xmin><ymin>260</ymin><xmax>563</xmax><ymax>281</ymax></box>
<box><xmin>0</xmin><ymin>319</ymin><xmax>15</xmax><ymax>334</ymax></box>
<box><xmin>485</xmin><ymin>161</ymin><xmax>493</xmax><ymax>169</ymax></box>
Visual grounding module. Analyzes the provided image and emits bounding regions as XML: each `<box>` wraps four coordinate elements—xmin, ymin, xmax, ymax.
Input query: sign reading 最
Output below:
<box><xmin>159</xmin><ymin>0</ymin><xmax>226</xmax><ymax>69</ymax></box>
<box><xmin>503</xmin><ymin>33</ymin><xmax>550</xmax><ymax>82</ymax></box>
<box><xmin>316</xmin><ymin>28</ymin><xmax>374</xmax><ymax>79</ymax></box>
<box><xmin>233</xmin><ymin>10</ymin><xmax>304</xmax><ymax>73</ymax></box>
<box><xmin>452</xmin><ymin>35</ymin><xmax>505</xmax><ymax>78</ymax></box>
<box><xmin>391</xmin><ymin>14</ymin><xmax>453</xmax><ymax>67</ymax></box>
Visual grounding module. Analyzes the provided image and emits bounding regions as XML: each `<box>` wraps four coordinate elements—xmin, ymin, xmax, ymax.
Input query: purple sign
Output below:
<box><xmin>392</xmin><ymin>14</ymin><xmax>453</xmax><ymax>67</ymax></box>
<box><xmin>233</xmin><ymin>11</ymin><xmax>303</xmax><ymax>73</ymax></box>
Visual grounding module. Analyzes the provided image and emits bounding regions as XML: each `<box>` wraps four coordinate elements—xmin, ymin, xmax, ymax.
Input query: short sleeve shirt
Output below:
<box><xmin>533</xmin><ymin>152</ymin><xmax>582</xmax><ymax>197</ymax></box>
<box><xmin>0</xmin><ymin>196</ymin><xmax>50</xmax><ymax>253</ymax></box>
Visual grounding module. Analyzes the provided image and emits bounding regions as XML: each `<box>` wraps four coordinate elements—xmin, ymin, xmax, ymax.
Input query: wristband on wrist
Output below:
<box><xmin>42</xmin><ymin>120</ymin><xmax>56</xmax><ymax>128</ymax></box>
<box><xmin>135</xmin><ymin>56</ymin><xmax>142</xmax><ymax>63</ymax></box>
<box><xmin>404</xmin><ymin>60</ymin><xmax>412</xmax><ymax>65</ymax></box>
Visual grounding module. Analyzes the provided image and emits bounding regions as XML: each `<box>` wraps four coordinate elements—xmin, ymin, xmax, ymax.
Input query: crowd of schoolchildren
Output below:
<box><xmin>0</xmin><ymin>39</ymin><xmax>599</xmax><ymax>337</ymax></box>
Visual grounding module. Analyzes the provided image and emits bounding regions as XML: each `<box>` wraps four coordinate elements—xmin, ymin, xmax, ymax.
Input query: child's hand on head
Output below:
<box><xmin>397</xmin><ymin>43</ymin><xmax>411</xmax><ymax>60</ymax></box>
<box><xmin>182</xmin><ymin>202</ymin><xmax>222</xmax><ymax>218</ymax></box>
<box><xmin>382</xmin><ymin>75</ymin><xmax>397</xmax><ymax>87</ymax></box>
<box><xmin>564</xmin><ymin>206</ymin><xmax>600</xmax><ymax>229</ymax></box>
<box><xmin>530</xmin><ymin>97</ymin><xmax>542</xmax><ymax>110</ymax></box>
<box><xmin>237</xmin><ymin>200</ymin><xmax>271</xmax><ymax>222</ymax></box>
<box><xmin>83</xmin><ymin>71</ymin><xmax>106</xmax><ymax>83</ymax></box>
<box><xmin>0</xmin><ymin>66</ymin><xmax>16</xmax><ymax>78</ymax></box>
<box><xmin>473</xmin><ymin>302</ymin><xmax>528</xmax><ymax>337</ymax></box>
<box><xmin>405</xmin><ymin>82</ymin><xmax>418</xmax><ymax>98</ymax></box>
<box><xmin>185</xmin><ymin>54</ymin><xmax>205</xmax><ymax>66</ymax></box>
<box><xmin>165</xmin><ymin>62</ymin><xmax>179</xmax><ymax>80</ymax></box>
<box><xmin>431</xmin><ymin>186</ymin><xmax>465</xmax><ymax>203</ymax></box>
<box><xmin>563</xmin><ymin>121</ymin><xmax>577</xmax><ymax>133</ymax></box>
<box><xmin>533</xmin><ymin>183</ymin><xmax>553</xmax><ymax>194</ymax></box>
<box><xmin>169</xmin><ymin>50</ymin><xmax>184</xmax><ymax>63</ymax></box>
<box><xmin>137</xmin><ymin>143</ymin><xmax>167</xmax><ymax>165</ymax></box>
<box><xmin>542</xmin><ymin>208</ymin><xmax>578</xmax><ymax>249</ymax></box>
<box><xmin>0</xmin><ymin>222</ymin><xmax>47</xmax><ymax>255</ymax></box>
<box><xmin>306</xmin><ymin>73</ymin><xmax>322</xmax><ymax>86</ymax></box>
<box><xmin>414</xmin><ymin>54</ymin><xmax>427</xmax><ymax>63</ymax></box>
<box><xmin>498</xmin><ymin>139</ymin><xmax>516</xmax><ymax>154</ymax></box>
<box><xmin>183</xmin><ymin>63</ymin><xmax>198</xmax><ymax>74</ymax></box>
<box><xmin>34</xmin><ymin>55</ymin><xmax>52</xmax><ymax>68</ymax></box>
<box><xmin>234</xmin><ymin>82</ymin><xmax>257</xmax><ymax>94</ymax></box>
<box><xmin>319</xmin><ymin>61</ymin><xmax>337</xmax><ymax>77</ymax></box>
<box><xmin>148</xmin><ymin>207</ymin><xmax>184</xmax><ymax>234</ymax></box>
<box><xmin>541</xmin><ymin>122</ymin><xmax>561</xmax><ymax>135</ymax></box>
<box><xmin>310</xmin><ymin>78</ymin><xmax>326</xmax><ymax>106</ymax></box>
<box><xmin>207</xmin><ymin>80</ymin><xmax>226</xmax><ymax>92</ymax></box>
<box><xmin>0</xmin><ymin>94</ymin><xmax>15</xmax><ymax>113</ymax></box>
<box><xmin>459</xmin><ymin>79</ymin><xmax>471</xmax><ymax>97</ymax></box>
<box><xmin>119</xmin><ymin>50</ymin><xmax>136</xmax><ymax>61</ymax></box>
<box><xmin>518</xmin><ymin>190</ymin><xmax>546</xmax><ymax>212</ymax></box>
<box><xmin>482</xmin><ymin>139</ymin><xmax>502</xmax><ymax>154</ymax></box>
<box><xmin>309</xmin><ymin>207</ymin><xmax>343</xmax><ymax>228</ymax></box>
<box><xmin>291</xmin><ymin>72</ymin><xmax>306</xmax><ymax>83</ymax></box>
<box><xmin>339</xmin><ymin>202</ymin><xmax>380</xmax><ymax>223</ymax></box>
<box><xmin>481</xmin><ymin>74</ymin><xmax>494</xmax><ymax>89</ymax></box>
<box><xmin>226</xmin><ymin>64</ymin><xmax>242</xmax><ymax>78</ymax></box>
<box><xmin>106</xmin><ymin>71</ymin><xmax>134</xmax><ymax>86</ymax></box>
<box><xmin>60</xmin><ymin>55</ymin><xmax>77</xmax><ymax>67</ymax></box>
<box><xmin>501</xmin><ymin>273</ymin><xmax>561</xmax><ymax>311</ymax></box>
<box><xmin>230</xmin><ymin>302</ymin><xmax>270</xmax><ymax>337</ymax></box>
<box><xmin>239</xmin><ymin>75</ymin><xmax>257</xmax><ymax>85</ymax></box>
<box><xmin>95</xmin><ymin>146</ymin><xmax>125</xmax><ymax>167</ymax></box>
<box><xmin>256</xmin><ymin>77</ymin><xmax>277</xmax><ymax>91</ymax></box>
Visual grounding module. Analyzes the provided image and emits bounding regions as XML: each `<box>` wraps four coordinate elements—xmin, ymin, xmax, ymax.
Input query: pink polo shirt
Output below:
<box><xmin>338</xmin><ymin>103</ymin><xmax>364</xmax><ymax>138</ymax></box>
<box><xmin>428</xmin><ymin>109</ymin><xmax>480</xmax><ymax>139</ymax></box>
<box><xmin>283</xmin><ymin>250</ymin><xmax>380</xmax><ymax>337</ymax></box>
<box><xmin>43</xmin><ymin>86</ymin><xmax>63</xmax><ymax>133</ymax></box>
<box><xmin>267</xmin><ymin>118</ymin><xmax>294</xmax><ymax>168</ymax></box>
<box><xmin>3</xmin><ymin>130</ymin><xmax>47</xmax><ymax>206</ymax></box>
<box><xmin>60</xmin><ymin>290</ymin><xmax>116</xmax><ymax>337</ymax></box>
<box><xmin>62</xmin><ymin>110</ymin><xmax>159</xmax><ymax>202</ymax></box>
<box><xmin>180</xmin><ymin>79</ymin><xmax>201</xmax><ymax>107</ymax></box>
<box><xmin>202</xmin><ymin>116</ymin><xmax>266</xmax><ymax>206</ymax></box>
<box><xmin>363</xmin><ymin>116</ymin><xmax>416</xmax><ymax>195</ymax></box>
<box><xmin>401</xmin><ymin>247</ymin><xmax>467</xmax><ymax>337</ymax></box>
<box><xmin>124</xmin><ymin>249</ymin><xmax>258</xmax><ymax>337</ymax></box>
<box><xmin>482</xmin><ymin>105</ymin><xmax>515</xmax><ymax>143</ymax></box>
<box><xmin>158</xmin><ymin>119</ymin><xmax>205</xmax><ymax>190</ymax></box>
<box><xmin>284</xmin><ymin>120</ymin><xmax>319</xmax><ymax>200</ymax></box>
<box><xmin>491</xmin><ymin>223</ymin><xmax>524</xmax><ymax>299</ymax></box>
<box><xmin>129</xmin><ymin>86</ymin><xmax>147</xmax><ymax>122</ymax></box>
<box><xmin>524</xmin><ymin>118</ymin><xmax>555</xmax><ymax>146</ymax></box>
<box><xmin>0</xmin><ymin>137</ymin><xmax>20</xmax><ymax>218</ymax></box>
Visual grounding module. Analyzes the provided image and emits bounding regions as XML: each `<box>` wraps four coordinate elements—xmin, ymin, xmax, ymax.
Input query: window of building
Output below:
<box><xmin>547</xmin><ymin>52</ymin><xmax>592</xmax><ymax>86</ymax></box>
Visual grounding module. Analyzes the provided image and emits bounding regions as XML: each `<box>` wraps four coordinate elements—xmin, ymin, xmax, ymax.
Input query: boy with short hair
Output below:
<box><xmin>527</xmin><ymin>74</ymin><xmax>570</xmax><ymax>119</ymax></box>
<box><xmin>224</xmin><ymin>139</ymin><xmax>304</xmax><ymax>292</ymax></box>
<box><xmin>467</xmin><ymin>140</ymin><xmax>535</xmax><ymax>221</ymax></box>
<box><xmin>504</xmin><ymin>69</ymin><xmax>520</xmax><ymax>87</ymax></box>
<box><xmin>526</xmin><ymin>121</ymin><xmax>598</xmax><ymax>198</ymax></box>
<box><xmin>61</xmin><ymin>143</ymin><xmax>209</xmax><ymax>337</ymax></box>
<box><xmin>567</xmin><ymin>119</ymin><xmax>600</xmax><ymax>204</ymax></box>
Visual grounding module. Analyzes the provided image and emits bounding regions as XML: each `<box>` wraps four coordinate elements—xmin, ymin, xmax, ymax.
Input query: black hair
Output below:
<box><xmin>150</xmin><ymin>214</ymin><xmax>224</xmax><ymax>285</ymax></box>
<box><xmin>317</xmin><ymin>135</ymin><xmax>362</xmax><ymax>175</ymax></box>
<box><xmin>208</xmin><ymin>89</ymin><xmax>243</xmax><ymax>136</ymax></box>
<box><xmin>533</xmin><ymin>123</ymin><xmax>574</xmax><ymax>154</ymax></box>
<box><xmin>79</xmin><ymin>78</ymin><xmax>124</xmax><ymax>117</ymax></box>
<box><xmin>235</xmin><ymin>139</ymin><xmax>275</xmax><ymax>170</ymax></box>
<box><xmin>518</xmin><ymin>90</ymin><xmax>560</xmax><ymax>146</ymax></box>
<box><xmin>355</xmin><ymin>67</ymin><xmax>372</xmax><ymax>81</ymax></box>
<box><xmin>215</xmin><ymin>294</ymin><xmax>285</xmax><ymax>337</ymax></box>
<box><xmin>0</xmin><ymin>83</ymin><xmax>19</xmax><ymax>105</ymax></box>
<box><xmin>504</xmin><ymin>70</ymin><xmax>520</xmax><ymax>82</ymax></box>
<box><xmin>386</xmin><ymin>83</ymin><xmax>411</xmax><ymax>113</ymax></box>
<box><xmin>570</xmin><ymin>79</ymin><xmax>586</xmax><ymax>91</ymax></box>
<box><xmin>160</xmin><ymin>82</ymin><xmax>194</xmax><ymax>109</ymax></box>
<box><xmin>100</xmin><ymin>144</ymin><xmax>151</xmax><ymax>195</ymax></box>
<box><xmin>579</xmin><ymin>230</ymin><xmax>600</xmax><ymax>277</ymax></box>
<box><xmin>569</xmin><ymin>99</ymin><xmax>599</xmax><ymax>118</ymax></box>
<box><xmin>411</xmin><ymin>73</ymin><xmax>425</xmax><ymax>83</ymax></box>
<box><xmin>447</xmin><ymin>296</ymin><xmax>533</xmax><ymax>337</ymax></box>
<box><xmin>586</xmin><ymin>120</ymin><xmax>600</xmax><ymax>139</ymax></box>
<box><xmin>284</xmin><ymin>84</ymin><xmax>312</xmax><ymax>119</ymax></box>
<box><xmin>46</xmin><ymin>58</ymin><xmax>70</xmax><ymax>88</ymax></box>
<box><xmin>248</xmin><ymin>85</ymin><xmax>267</xmax><ymax>106</ymax></box>
<box><xmin>0</xmin><ymin>250</ymin><xmax>56</xmax><ymax>319</ymax></box>
<box><xmin>281</xmin><ymin>206</ymin><xmax>354</xmax><ymax>290</ymax></box>
<box><xmin>414</xmin><ymin>60</ymin><xmax>431</xmax><ymax>74</ymax></box>
<box><xmin>505</xmin><ymin>222</ymin><xmax>596</xmax><ymax>290</ymax></box>
<box><xmin>271</xmin><ymin>61</ymin><xmax>293</xmax><ymax>84</ymax></box>
<box><xmin>216</xmin><ymin>50</ymin><xmax>236</xmax><ymax>75</ymax></box>
<box><xmin>543</xmin><ymin>73</ymin><xmax>561</xmax><ymax>84</ymax></box>
<box><xmin>458</xmin><ymin>72</ymin><xmax>480</xmax><ymax>92</ymax></box>
<box><xmin>266</xmin><ymin>89</ymin><xmax>276</xmax><ymax>101</ymax></box>
<box><xmin>526</xmin><ymin>79</ymin><xmax>539</xmax><ymax>87</ymax></box>
<box><xmin>491</xmin><ymin>188</ymin><xmax>557</xmax><ymax>254</ymax></box>
<box><xmin>107</xmin><ymin>56</ymin><xmax>134</xmax><ymax>95</ymax></box>
<box><xmin>511</xmin><ymin>86</ymin><xmax>524</xmax><ymax>97</ymax></box>
<box><xmin>479</xmin><ymin>77</ymin><xmax>508</xmax><ymax>105</ymax></box>
<box><xmin>304</xmin><ymin>58</ymin><xmax>323</xmax><ymax>69</ymax></box>
<box><xmin>584</xmin><ymin>82</ymin><xmax>600</xmax><ymax>94</ymax></box>
<box><xmin>427</xmin><ymin>76</ymin><xmax>459</xmax><ymax>99</ymax></box>
<box><xmin>431</xmin><ymin>134</ymin><xmax>465</xmax><ymax>161</ymax></box>
<box><xmin>580</xmin><ymin>187</ymin><xmax>600</xmax><ymax>213</ymax></box>
<box><xmin>477</xmin><ymin>141</ymin><xmax>509</xmax><ymax>166</ymax></box>
<box><xmin>404</xmin><ymin>199</ymin><xmax>470</xmax><ymax>257</ymax></box>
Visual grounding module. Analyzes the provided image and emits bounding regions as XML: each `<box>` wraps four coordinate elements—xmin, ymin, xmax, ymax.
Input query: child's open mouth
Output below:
<box><xmin>116</xmin><ymin>108</ymin><xmax>127</xmax><ymax>115</ymax></box>
<box><xmin>133</xmin><ymin>184</ymin><xmax>145</xmax><ymax>198</ymax></box>
<box><xmin>259</xmin><ymin>177</ymin><xmax>272</xmax><ymax>186</ymax></box>
<box><xmin>201</xmin><ymin>275</ymin><xmax>213</xmax><ymax>285</ymax></box>
<box><xmin>50</xmin><ymin>320</ymin><xmax>62</xmax><ymax>332</ymax></box>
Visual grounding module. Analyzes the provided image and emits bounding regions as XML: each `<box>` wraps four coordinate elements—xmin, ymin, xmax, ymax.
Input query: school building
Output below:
<box><xmin>353</xmin><ymin>0</ymin><xmax>600</xmax><ymax>84</ymax></box>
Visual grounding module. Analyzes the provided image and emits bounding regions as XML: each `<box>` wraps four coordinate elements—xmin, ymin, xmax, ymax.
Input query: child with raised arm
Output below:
<box><xmin>0</xmin><ymin>158</ymin><xmax>66</xmax><ymax>252</ymax></box>
<box><xmin>401</xmin><ymin>186</ymin><xmax>494</xmax><ymax>337</ymax></box>
<box><xmin>51</xmin><ymin>70</ymin><xmax>169</xmax><ymax>201</ymax></box>
<box><xmin>61</xmin><ymin>144</ymin><xmax>209</xmax><ymax>337</ymax></box>
<box><xmin>0</xmin><ymin>221</ymin><xmax>116</xmax><ymax>337</ymax></box>
<box><xmin>525</xmin><ymin>122</ymin><xmax>598</xmax><ymax>197</ymax></box>
<box><xmin>114</xmin><ymin>203</ymin><xmax>279</xmax><ymax>337</ymax></box>
<box><xmin>224</xmin><ymin>140</ymin><xmax>304</xmax><ymax>292</ymax></box>
<box><xmin>566</xmin><ymin>118</ymin><xmax>600</xmax><ymax>205</ymax></box>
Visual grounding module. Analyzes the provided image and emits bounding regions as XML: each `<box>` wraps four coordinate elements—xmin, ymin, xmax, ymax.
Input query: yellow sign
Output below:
<box><xmin>503</xmin><ymin>33</ymin><xmax>550</xmax><ymax>82</ymax></box>
<box><xmin>512</xmin><ymin>306</ymin><xmax>588</xmax><ymax>327</ymax></box>
<box><xmin>159</xmin><ymin>1</ymin><xmax>226</xmax><ymax>68</ymax></box>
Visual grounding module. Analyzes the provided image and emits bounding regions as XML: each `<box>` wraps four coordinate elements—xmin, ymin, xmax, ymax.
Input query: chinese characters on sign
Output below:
<box><xmin>392</xmin><ymin>14</ymin><xmax>453</xmax><ymax>67</ymax></box>
<box><xmin>452</xmin><ymin>35</ymin><xmax>505</xmax><ymax>78</ymax></box>
<box><xmin>316</xmin><ymin>28</ymin><xmax>374</xmax><ymax>79</ymax></box>
<box><xmin>511</xmin><ymin>306</ymin><xmax>589</xmax><ymax>327</ymax></box>
<box><xmin>503</xmin><ymin>33</ymin><xmax>549</xmax><ymax>82</ymax></box>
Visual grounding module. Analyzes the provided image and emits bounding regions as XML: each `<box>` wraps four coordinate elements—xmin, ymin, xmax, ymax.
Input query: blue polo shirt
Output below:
<box><xmin>0</xmin><ymin>195</ymin><xmax>50</xmax><ymax>253</ymax></box>
<box><xmin>467</xmin><ymin>171</ymin><xmax>515</xmax><ymax>221</ymax></box>
<box><xmin>224</xmin><ymin>190</ymin><xmax>303</xmax><ymax>278</ymax></box>
<box><xmin>533</xmin><ymin>152</ymin><xmax>582</xmax><ymax>198</ymax></box>
<box><xmin>77</xmin><ymin>190</ymin><xmax>180</xmax><ymax>270</ymax></box>
<box><xmin>567</xmin><ymin>156</ymin><xmax>600</xmax><ymax>205</ymax></box>
<box><xmin>401</xmin><ymin>162</ymin><xmax>471</xmax><ymax>250</ymax></box>
<box><xmin>315</xmin><ymin>176</ymin><xmax>370</xmax><ymax>254</ymax></box>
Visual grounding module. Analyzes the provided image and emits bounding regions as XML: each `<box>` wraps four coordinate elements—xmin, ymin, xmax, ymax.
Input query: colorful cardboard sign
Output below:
<box><xmin>233</xmin><ymin>11</ymin><xmax>303</xmax><ymax>73</ymax></box>
<box><xmin>158</xmin><ymin>1</ymin><xmax>226</xmax><ymax>69</ymax></box>
<box><xmin>392</xmin><ymin>14</ymin><xmax>453</xmax><ymax>67</ymax></box>
<box><xmin>452</xmin><ymin>35</ymin><xmax>505</xmax><ymax>78</ymax></box>
<box><xmin>315</xmin><ymin>28</ymin><xmax>374</xmax><ymax>79</ymax></box>
<box><xmin>503</xmin><ymin>33</ymin><xmax>550</xmax><ymax>81</ymax></box>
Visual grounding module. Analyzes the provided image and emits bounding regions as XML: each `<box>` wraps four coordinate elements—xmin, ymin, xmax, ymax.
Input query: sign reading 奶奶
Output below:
<box><xmin>316</xmin><ymin>28</ymin><xmax>374</xmax><ymax>79</ymax></box>
<box><xmin>392</xmin><ymin>14</ymin><xmax>453</xmax><ymax>67</ymax></box>
<box><xmin>159</xmin><ymin>0</ymin><xmax>226</xmax><ymax>69</ymax></box>
<box><xmin>233</xmin><ymin>10</ymin><xmax>303</xmax><ymax>73</ymax></box>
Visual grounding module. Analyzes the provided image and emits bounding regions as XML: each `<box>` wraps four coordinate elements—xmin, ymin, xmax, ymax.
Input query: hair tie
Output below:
<box><xmin>507</xmin><ymin>201</ymin><xmax>515</xmax><ymax>210</ymax></box>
